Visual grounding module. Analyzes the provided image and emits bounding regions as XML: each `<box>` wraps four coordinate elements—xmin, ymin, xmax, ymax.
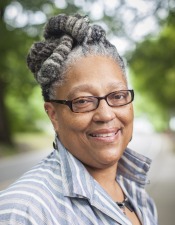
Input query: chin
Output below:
<box><xmin>99</xmin><ymin>149</ymin><xmax>123</xmax><ymax>165</ymax></box>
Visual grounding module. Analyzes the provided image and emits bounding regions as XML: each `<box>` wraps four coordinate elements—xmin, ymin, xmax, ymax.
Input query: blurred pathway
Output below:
<box><xmin>129</xmin><ymin>132</ymin><xmax>175</xmax><ymax>225</ymax></box>
<box><xmin>0</xmin><ymin>133</ymin><xmax>175</xmax><ymax>225</ymax></box>
<box><xmin>0</xmin><ymin>148</ymin><xmax>49</xmax><ymax>190</ymax></box>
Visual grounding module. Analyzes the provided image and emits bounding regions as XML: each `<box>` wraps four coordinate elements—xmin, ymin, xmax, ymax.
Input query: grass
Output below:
<box><xmin>0</xmin><ymin>132</ymin><xmax>54</xmax><ymax>158</ymax></box>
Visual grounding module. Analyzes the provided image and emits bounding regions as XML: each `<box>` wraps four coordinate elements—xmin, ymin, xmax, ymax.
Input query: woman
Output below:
<box><xmin>0</xmin><ymin>14</ymin><xmax>158</xmax><ymax>225</ymax></box>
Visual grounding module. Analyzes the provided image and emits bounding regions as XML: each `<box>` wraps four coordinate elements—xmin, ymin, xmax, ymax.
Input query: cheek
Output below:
<box><xmin>126</xmin><ymin>107</ymin><xmax>134</xmax><ymax>131</ymax></box>
<box><xmin>56</xmin><ymin>112</ymin><xmax>92</xmax><ymax>152</ymax></box>
<box><xmin>118</xmin><ymin>105</ymin><xmax>134</xmax><ymax>128</ymax></box>
<box><xmin>128</xmin><ymin>105</ymin><xmax>134</xmax><ymax>123</ymax></box>
<box><xmin>117</xmin><ymin>106</ymin><xmax>134</xmax><ymax>147</ymax></box>
<box><xmin>57</xmin><ymin>110</ymin><xmax>91</xmax><ymax>134</ymax></box>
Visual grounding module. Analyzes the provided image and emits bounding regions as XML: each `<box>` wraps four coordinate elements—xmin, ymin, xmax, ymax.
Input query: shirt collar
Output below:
<box><xmin>57</xmin><ymin>139</ymin><xmax>95</xmax><ymax>200</ymax></box>
<box><xmin>118</xmin><ymin>148</ymin><xmax>152</xmax><ymax>186</ymax></box>
<box><xmin>56</xmin><ymin>138</ymin><xmax>151</xmax><ymax>199</ymax></box>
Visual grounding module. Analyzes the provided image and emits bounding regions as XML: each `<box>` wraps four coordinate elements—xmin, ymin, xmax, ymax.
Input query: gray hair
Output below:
<box><xmin>27</xmin><ymin>14</ymin><xmax>126</xmax><ymax>100</ymax></box>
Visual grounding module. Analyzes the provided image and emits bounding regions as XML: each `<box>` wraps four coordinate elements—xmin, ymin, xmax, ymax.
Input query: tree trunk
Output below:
<box><xmin>0</xmin><ymin>2</ymin><xmax>13</xmax><ymax>146</ymax></box>
<box><xmin>0</xmin><ymin>80</ymin><xmax>13</xmax><ymax>145</ymax></box>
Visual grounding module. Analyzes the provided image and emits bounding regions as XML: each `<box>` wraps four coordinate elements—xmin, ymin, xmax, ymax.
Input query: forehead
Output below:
<box><xmin>56</xmin><ymin>55</ymin><xmax>127</xmax><ymax>98</ymax></box>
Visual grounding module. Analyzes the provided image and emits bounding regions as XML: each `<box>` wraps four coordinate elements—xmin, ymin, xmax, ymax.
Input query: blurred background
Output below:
<box><xmin>0</xmin><ymin>0</ymin><xmax>175</xmax><ymax>224</ymax></box>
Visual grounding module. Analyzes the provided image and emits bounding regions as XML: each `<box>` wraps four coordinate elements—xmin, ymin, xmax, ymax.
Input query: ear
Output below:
<box><xmin>44</xmin><ymin>102</ymin><xmax>59</xmax><ymax>133</ymax></box>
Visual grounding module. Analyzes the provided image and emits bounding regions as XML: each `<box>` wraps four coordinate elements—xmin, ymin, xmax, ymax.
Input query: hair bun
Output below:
<box><xmin>44</xmin><ymin>14</ymin><xmax>68</xmax><ymax>40</ymax></box>
<box><xmin>44</xmin><ymin>14</ymin><xmax>90</xmax><ymax>43</ymax></box>
<box><xmin>91</xmin><ymin>25</ymin><xmax>106</xmax><ymax>42</ymax></box>
<box><xmin>27</xmin><ymin>13</ymin><xmax>123</xmax><ymax>101</ymax></box>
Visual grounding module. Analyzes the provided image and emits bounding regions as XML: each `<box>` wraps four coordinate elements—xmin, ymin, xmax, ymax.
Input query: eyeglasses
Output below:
<box><xmin>47</xmin><ymin>89</ymin><xmax>134</xmax><ymax>113</ymax></box>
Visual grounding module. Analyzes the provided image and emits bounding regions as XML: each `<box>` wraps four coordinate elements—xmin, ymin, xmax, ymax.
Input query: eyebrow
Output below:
<box><xmin>67</xmin><ymin>82</ymin><xmax>127</xmax><ymax>99</ymax></box>
<box><xmin>67</xmin><ymin>84</ymin><xmax>94</xmax><ymax>99</ymax></box>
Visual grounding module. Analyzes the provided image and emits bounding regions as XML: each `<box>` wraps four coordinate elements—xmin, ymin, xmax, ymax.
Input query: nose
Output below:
<box><xmin>92</xmin><ymin>99</ymin><xmax>116</xmax><ymax>123</ymax></box>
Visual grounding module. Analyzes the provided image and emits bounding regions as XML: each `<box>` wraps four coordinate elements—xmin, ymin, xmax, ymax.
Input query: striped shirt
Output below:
<box><xmin>0</xmin><ymin>139</ymin><xmax>158</xmax><ymax>225</ymax></box>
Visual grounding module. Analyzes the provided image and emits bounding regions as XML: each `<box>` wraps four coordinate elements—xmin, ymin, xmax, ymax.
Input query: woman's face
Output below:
<box><xmin>45</xmin><ymin>55</ymin><xmax>134</xmax><ymax>169</ymax></box>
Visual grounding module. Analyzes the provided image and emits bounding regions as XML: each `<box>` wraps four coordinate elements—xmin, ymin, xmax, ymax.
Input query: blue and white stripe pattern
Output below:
<box><xmin>0</xmin><ymin>139</ymin><xmax>158</xmax><ymax>225</ymax></box>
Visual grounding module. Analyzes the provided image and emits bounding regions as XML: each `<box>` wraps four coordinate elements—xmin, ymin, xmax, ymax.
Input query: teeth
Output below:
<box><xmin>91</xmin><ymin>133</ymin><xmax>116</xmax><ymax>137</ymax></box>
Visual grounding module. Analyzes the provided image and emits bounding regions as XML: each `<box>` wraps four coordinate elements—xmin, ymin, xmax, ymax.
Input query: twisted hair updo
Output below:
<box><xmin>27</xmin><ymin>13</ymin><xmax>126</xmax><ymax>100</ymax></box>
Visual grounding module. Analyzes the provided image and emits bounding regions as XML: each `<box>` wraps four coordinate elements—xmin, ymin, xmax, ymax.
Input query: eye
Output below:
<box><xmin>115</xmin><ymin>93</ymin><xmax>126</xmax><ymax>99</ymax></box>
<box><xmin>112</xmin><ymin>92</ymin><xmax>127</xmax><ymax>100</ymax></box>
<box><xmin>73</xmin><ymin>97</ymin><xmax>94</xmax><ymax>107</ymax></box>
<box><xmin>74</xmin><ymin>98</ymin><xmax>89</xmax><ymax>104</ymax></box>
<box><xmin>108</xmin><ymin>91</ymin><xmax>129</xmax><ymax>104</ymax></box>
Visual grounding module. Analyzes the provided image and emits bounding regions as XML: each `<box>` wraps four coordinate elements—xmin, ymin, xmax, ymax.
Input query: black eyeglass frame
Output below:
<box><xmin>46</xmin><ymin>89</ymin><xmax>134</xmax><ymax>113</ymax></box>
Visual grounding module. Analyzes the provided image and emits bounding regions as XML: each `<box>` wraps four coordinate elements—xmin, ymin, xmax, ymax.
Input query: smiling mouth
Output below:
<box><xmin>89</xmin><ymin>132</ymin><xmax>117</xmax><ymax>138</ymax></box>
<box><xmin>89</xmin><ymin>128</ymin><xmax>122</xmax><ymax>140</ymax></box>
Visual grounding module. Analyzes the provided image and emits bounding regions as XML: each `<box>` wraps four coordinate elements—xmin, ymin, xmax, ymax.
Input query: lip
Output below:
<box><xmin>88</xmin><ymin>128</ymin><xmax>121</xmax><ymax>143</ymax></box>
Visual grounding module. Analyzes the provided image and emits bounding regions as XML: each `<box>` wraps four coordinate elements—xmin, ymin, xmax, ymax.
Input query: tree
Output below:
<box><xmin>127</xmin><ymin>10</ymin><xmax>175</xmax><ymax>131</ymax></box>
<box><xmin>0</xmin><ymin>3</ymin><xmax>37</xmax><ymax>145</ymax></box>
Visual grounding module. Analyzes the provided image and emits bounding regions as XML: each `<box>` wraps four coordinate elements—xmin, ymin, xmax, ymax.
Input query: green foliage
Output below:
<box><xmin>128</xmin><ymin>11</ymin><xmax>175</xmax><ymax>131</ymax></box>
<box><xmin>0</xmin><ymin>0</ymin><xmax>175</xmax><ymax>145</ymax></box>
<box><xmin>0</xmin><ymin>23</ymin><xmax>40</xmax><ymax>131</ymax></box>
<box><xmin>6</xmin><ymin>87</ymin><xmax>46</xmax><ymax>132</ymax></box>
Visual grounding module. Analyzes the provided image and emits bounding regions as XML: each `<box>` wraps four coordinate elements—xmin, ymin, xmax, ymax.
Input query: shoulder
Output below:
<box><xmin>0</xmin><ymin>150</ymin><xmax>63</xmax><ymax>224</ymax></box>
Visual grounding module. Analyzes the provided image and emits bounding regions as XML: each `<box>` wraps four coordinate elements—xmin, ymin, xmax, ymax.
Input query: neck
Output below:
<box><xmin>85</xmin><ymin>163</ymin><xmax>124</xmax><ymax>202</ymax></box>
